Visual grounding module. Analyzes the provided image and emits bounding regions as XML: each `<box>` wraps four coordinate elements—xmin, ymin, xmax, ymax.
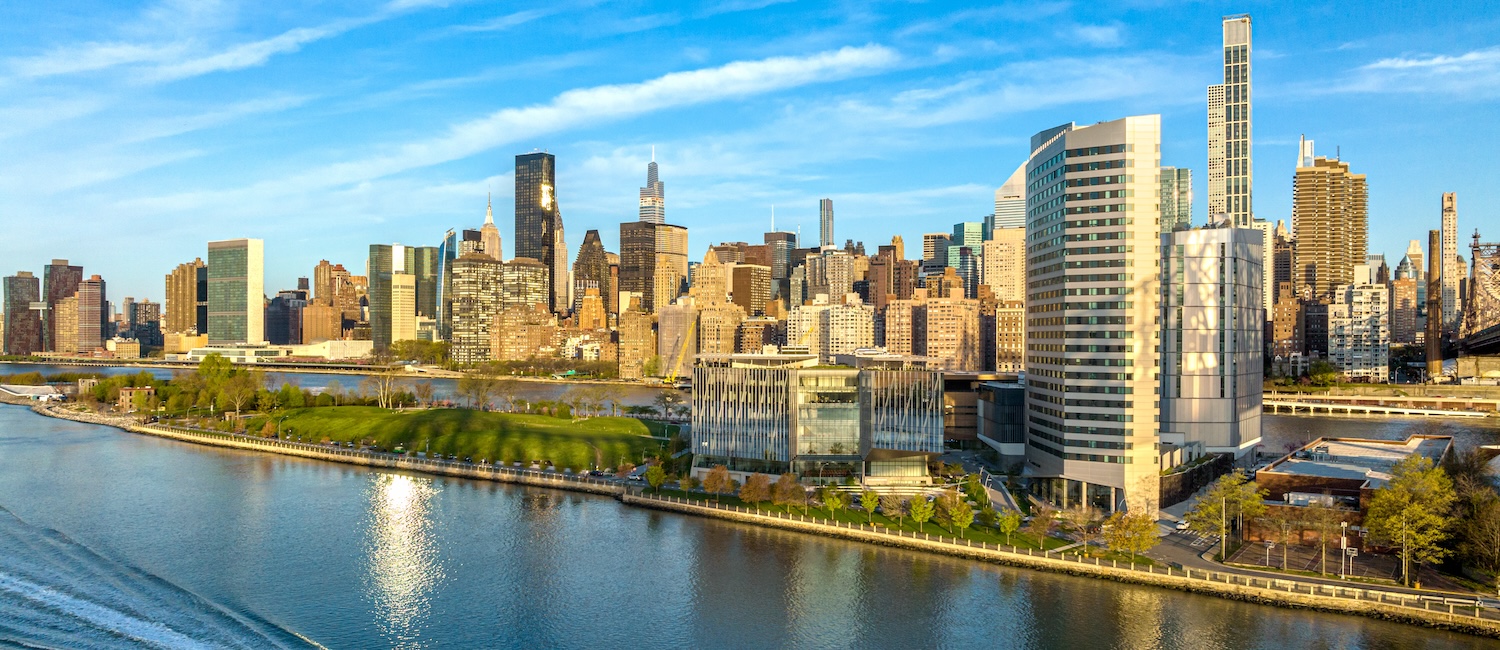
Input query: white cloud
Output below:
<box><xmin>1287</xmin><ymin>46</ymin><xmax>1500</xmax><ymax>98</ymax></box>
<box><xmin>1363</xmin><ymin>47</ymin><xmax>1500</xmax><ymax>71</ymax></box>
<box><xmin>1072</xmin><ymin>24</ymin><xmax>1123</xmax><ymax>48</ymax></box>
<box><xmin>452</xmin><ymin>9</ymin><xmax>552</xmax><ymax>33</ymax></box>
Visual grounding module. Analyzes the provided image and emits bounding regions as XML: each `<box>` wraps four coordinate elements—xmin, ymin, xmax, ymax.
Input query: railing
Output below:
<box><xmin>633</xmin><ymin>492</ymin><xmax>1500</xmax><ymax>624</ymax></box>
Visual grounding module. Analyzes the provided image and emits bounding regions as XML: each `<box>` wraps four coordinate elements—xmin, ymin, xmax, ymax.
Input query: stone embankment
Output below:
<box><xmin>14</xmin><ymin>401</ymin><xmax>1500</xmax><ymax>640</ymax></box>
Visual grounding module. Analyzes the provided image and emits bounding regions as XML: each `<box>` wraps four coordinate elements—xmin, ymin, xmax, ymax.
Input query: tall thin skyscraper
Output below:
<box><xmin>436</xmin><ymin>229</ymin><xmax>457</xmax><ymax>341</ymax></box>
<box><xmin>514</xmin><ymin>152</ymin><xmax>566</xmax><ymax>312</ymax></box>
<box><xmin>639</xmin><ymin>151</ymin><xmax>665</xmax><ymax>224</ymax></box>
<box><xmin>480</xmin><ymin>194</ymin><xmax>503</xmax><ymax>261</ymax></box>
<box><xmin>75</xmin><ymin>275</ymin><xmax>106</xmax><ymax>351</ymax></box>
<box><xmin>1441</xmin><ymin>192</ymin><xmax>1459</xmax><ymax>333</ymax></box>
<box><xmin>819</xmin><ymin>199</ymin><xmax>834</xmax><ymax>248</ymax></box>
<box><xmin>206</xmin><ymin>238</ymin><xmax>265</xmax><ymax>345</ymax></box>
<box><xmin>1024</xmin><ymin>116</ymin><xmax>1162</xmax><ymax>513</ymax></box>
<box><xmin>1208</xmin><ymin>14</ymin><xmax>1252</xmax><ymax>227</ymax></box>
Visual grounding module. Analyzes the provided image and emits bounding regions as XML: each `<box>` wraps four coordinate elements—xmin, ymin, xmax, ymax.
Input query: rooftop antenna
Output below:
<box><xmin>651</xmin><ymin>145</ymin><xmax>656</xmax><ymax>162</ymax></box>
<box><xmin>771</xmin><ymin>204</ymin><xmax>776</xmax><ymax>232</ymax></box>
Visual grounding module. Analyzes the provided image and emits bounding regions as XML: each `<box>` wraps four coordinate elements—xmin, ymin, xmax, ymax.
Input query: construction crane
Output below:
<box><xmin>663</xmin><ymin>311</ymin><xmax>700</xmax><ymax>385</ymax></box>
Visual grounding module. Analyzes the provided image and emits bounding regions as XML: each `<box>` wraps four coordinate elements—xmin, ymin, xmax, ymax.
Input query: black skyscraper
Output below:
<box><xmin>514</xmin><ymin>152</ymin><xmax>563</xmax><ymax>312</ymax></box>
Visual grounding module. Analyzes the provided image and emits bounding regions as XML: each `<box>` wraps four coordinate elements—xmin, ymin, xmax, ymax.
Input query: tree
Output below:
<box><xmin>1303</xmin><ymin>500</ymin><xmax>1348</xmax><ymax>576</ymax></box>
<box><xmin>951</xmin><ymin>501</ymin><xmax>975</xmax><ymax>539</ymax></box>
<box><xmin>642</xmin><ymin>355</ymin><xmax>662</xmax><ymax>378</ymax></box>
<box><xmin>909</xmin><ymin>496</ymin><xmax>935</xmax><ymax>532</ymax></box>
<box><xmin>1185</xmin><ymin>470</ymin><xmax>1269</xmax><ymax>561</ymax></box>
<box><xmin>1365</xmin><ymin>454</ymin><xmax>1457</xmax><ymax>586</ymax></box>
<box><xmin>1027</xmin><ymin>504</ymin><xmax>1058</xmax><ymax>541</ymax></box>
<box><xmin>859</xmin><ymin>490</ymin><xmax>879</xmax><ymax>524</ymax></box>
<box><xmin>1308</xmin><ymin>360</ymin><xmax>1340</xmax><ymax>386</ymax></box>
<box><xmin>653</xmin><ymin>391</ymin><xmax>683</xmax><ymax>419</ymax></box>
<box><xmin>880</xmin><ymin>493</ymin><xmax>906</xmax><ymax>527</ymax></box>
<box><xmin>997</xmin><ymin>510</ymin><xmax>1023</xmax><ymax>546</ymax></box>
<box><xmin>1062</xmin><ymin>504</ymin><xmax>1101</xmax><ymax>552</ymax></box>
<box><xmin>277</xmin><ymin>382</ymin><xmax>305</xmax><ymax>409</ymax></box>
<box><xmin>934</xmin><ymin>490</ymin><xmax>964</xmax><ymax>534</ymax></box>
<box><xmin>645</xmin><ymin>464</ymin><xmax>666</xmax><ymax>493</ymax></box>
<box><xmin>197</xmin><ymin>353</ymin><xmax>232</xmax><ymax>387</ymax></box>
<box><xmin>704</xmin><ymin>465</ymin><xmax>732</xmax><ymax>502</ymax></box>
<box><xmin>1103</xmin><ymin>511</ymin><xmax>1161</xmax><ymax>564</ymax></box>
<box><xmin>773</xmin><ymin>473</ymin><xmax>803</xmax><ymax>511</ymax></box>
<box><xmin>739</xmin><ymin>474</ymin><xmax>772</xmax><ymax>507</ymax></box>
<box><xmin>255</xmin><ymin>389</ymin><xmax>278</xmax><ymax>413</ymax></box>
<box><xmin>413</xmin><ymin>381</ymin><xmax>434</xmax><ymax>408</ymax></box>
<box><xmin>457</xmin><ymin>372</ymin><xmax>497</xmax><ymax>409</ymax></box>
<box><xmin>218</xmin><ymin>372</ymin><xmax>259</xmax><ymax>417</ymax></box>
<box><xmin>1457</xmin><ymin>489</ymin><xmax>1500</xmax><ymax>574</ymax></box>
<box><xmin>820</xmin><ymin>486</ymin><xmax>846</xmax><ymax>520</ymax></box>
<box><xmin>1256</xmin><ymin>508</ymin><xmax>1302</xmax><ymax>569</ymax></box>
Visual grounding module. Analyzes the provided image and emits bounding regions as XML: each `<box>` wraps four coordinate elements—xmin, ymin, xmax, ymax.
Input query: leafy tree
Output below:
<box><xmin>1185</xmin><ymin>470</ymin><xmax>1269</xmax><ymax>560</ymax></box>
<box><xmin>645</xmin><ymin>464</ymin><xmax>666</xmax><ymax>493</ymax></box>
<box><xmin>218</xmin><ymin>372</ymin><xmax>259</xmax><ymax>417</ymax></box>
<box><xmin>259</xmin><ymin>420</ymin><xmax>276</xmax><ymax>437</ymax></box>
<box><xmin>739</xmin><ymin>474</ymin><xmax>772</xmax><ymax>506</ymax></box>
<box><xmin>1303</xmin><ymin>500</ymin><xmax>1349</xmax><ymax>576</ymax></box>
<box><xmin>1456</xmin><ymin>488</ymin><xmax>1500</xmax><ymax>573</ymax></box>
<box><xmin>277</xmin><ymin>383</ymin><xmax>305</xmax><ymax>409</ymax></box>
<box><xmin>951</xmin><ymin>501</ymin><xmax>975</xmax><ymax>539</ymax></box>
<box><xmin>772</xmin><ymin>473</ymin><xmax>802</xmax><ymax>510</ymax></box>
<box><xmin>1365</xmin><ymin>454</ymin><xmax>1457</xmax><ymax>586</ymax></box>
<box><xmin>703</xmin><ymin>465</ymin><xmax>731</xmax><ymax>502</ymax></box>
<box><xmin>1256</xmin><ymin>508</ymin><xmax>1303</xmax><ymax>569</ymax></box>
<box><xmin>934</xmin><ymin>490</ymin><xmax>964</xmax><ymax>533</ymax></box>
<box><xmin>457</xmin><ymin>372</ymin><xmax>497</xmax><ymax>409</ymax></box>
<box><xmin>909</xmin><ymin>496</ymin><xmax>935</xmax><ymax>532</ymax></box>
<box><xmin>1027</xmin><ymin>503</ymin><xmax>1058</xmax><ymax>541</ymax></box>
<box><xmin>997</xmin><ymin>510</ymin><xmax>1023</xmax><ymax>545</ymax></box>
<box><xmin>642</xmin><ymin>355</ymin><xmax>661</xmax><ymax>378</ymax></box>
<box><xmin>820</xmin><ymin>487</ymin><xmax>847</xmax><ymax>520</ymax></box>
<box><xmin>197</xmin><ymin>353</ymin><xmax>232</xmax><ymax>386</ymax></box>
<box><xmin>880</xmin><ymin>493</ymin><xmax>906</xmax><ymax>527</ymax></box>
<box><xmin>1308</xmin><ymin>360</ymin><xmax>1340</xmax><ymax>386</ymax></box>
<box><xmin>1103</xmin><ymin>511</ymin><xmax>1161</xmax><ymax>564</ymax></box>
<box><xmin>859</xmin><ymin>490</ymin><xmax>879</xmax><ymax>524</ymax></box>
<box><xmin>255</xmin><ymin>390</ymin><xmax>278</xmax><ymax>413</ymax></box>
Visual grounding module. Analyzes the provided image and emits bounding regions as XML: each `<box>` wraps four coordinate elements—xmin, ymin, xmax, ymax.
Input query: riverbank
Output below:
<box><xmin>17</xmin><ymin>401</ymin><xmax>1500</xmax><ymax>640</ymax></box>
<box><xmin>0</xmin><ymin>358</ymin><xmax>661</xmax><ymax>388</ymax></box>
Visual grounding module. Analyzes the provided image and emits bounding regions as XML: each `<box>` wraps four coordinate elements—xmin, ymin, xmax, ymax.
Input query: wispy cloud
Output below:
<box><xmin>451</xmin><ymin>9</ymin><xmax>553</xmax><ymax>33</ymax></box>
<box><xmin>1364</xmin><ymin>47</ymin><xmax>1500</xmax><ymax>71</ymax></box>
<box><xmin>1072</xmin><ymin>24</ymin><xmax>1124</xmax><ymax>48</ymax></box>
<box><xmin>699</xmin><ymin>0</ymin><xmax>797</xmax><ymax>18</ymax></box>
<box><xmin>1287</xmin><ymin>46</ymin><xmax>1500</xmax><ymax>98</ymax></box>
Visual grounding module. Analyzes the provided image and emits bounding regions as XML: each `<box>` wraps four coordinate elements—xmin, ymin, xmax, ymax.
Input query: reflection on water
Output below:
<box><xmin>364</xmin><ymin>474</ymin><xmax>442</xmax><ymax>649</ymax></box>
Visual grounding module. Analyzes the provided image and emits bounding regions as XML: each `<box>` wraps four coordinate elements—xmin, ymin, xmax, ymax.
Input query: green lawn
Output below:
<box><xmin>266</xmin><ymin>406</ymin><xmax>662</xmax><ymax>471</ymax></box>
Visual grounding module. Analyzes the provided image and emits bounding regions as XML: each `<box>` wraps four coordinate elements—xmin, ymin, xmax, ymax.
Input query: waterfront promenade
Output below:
<box><xmin>18</xmin><ymin>400</ymin><xmax>1500</xmax><ymax>640</ymax></box>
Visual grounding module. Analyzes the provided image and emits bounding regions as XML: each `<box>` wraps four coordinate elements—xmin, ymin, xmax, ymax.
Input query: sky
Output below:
<box><xmin>2</xmin><ymin>0</ymin><xmax>1498</xmax><ymax>302</ymax></box>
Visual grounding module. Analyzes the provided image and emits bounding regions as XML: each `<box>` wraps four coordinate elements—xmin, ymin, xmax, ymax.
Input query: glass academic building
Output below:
<box><xmin>690</xmin><ymin>354</ymin><xmax>944</xmax><ymax>485</ymax></box>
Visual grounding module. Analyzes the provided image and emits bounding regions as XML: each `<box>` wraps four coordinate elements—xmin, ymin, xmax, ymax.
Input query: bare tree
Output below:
<box><xmin>413</xmin><ymin>381</ymin><xmax>434</xmax><ymax>408</ymax></box>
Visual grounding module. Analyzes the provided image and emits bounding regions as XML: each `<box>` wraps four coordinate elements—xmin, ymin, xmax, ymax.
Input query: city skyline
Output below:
<box><xmin>2</xmin><ymin>1</ymin><xmax>1497</xmax><ymax>300</ymax></box>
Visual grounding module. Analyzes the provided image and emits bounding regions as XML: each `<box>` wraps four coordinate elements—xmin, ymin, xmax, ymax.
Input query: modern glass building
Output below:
<box><xmin>691</xmin><ymin>355</ymin><xmax>943</xmax><ymax>484</ymax></box>
<box><xmin>206</xmin><ymin>238</ymin><xmax>264</xmax><ymax>345</ymax></box>
<box><xmin>514</xmin><ymin>152</ymin><xmax>564</xmax><ymax>312</ymax></box>
<box><xmin>819</xmin><ymin>198</ymin><xmax>834</xmax><ymax>248</ymax></box>
<box><xmin>1159</xmin><ymin>166</ymin><xmax>1193</xmax><ymax>233</ymax></box>
<box><xmin>436</xmin><ymin>229</ymin><xmax>457</xmax><ymax>341</ymax></box>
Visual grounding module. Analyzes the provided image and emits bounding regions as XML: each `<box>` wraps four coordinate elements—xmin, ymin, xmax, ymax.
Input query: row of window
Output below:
<box><xmin>1066</xmin><ymin>174</ymin><xmax>1127</xmax><ymax>188</ymax></box>
<box><xmin>1066</xmin><ymin>144</ymin><xmax>1127</xmax><ymax>158</ymax></box>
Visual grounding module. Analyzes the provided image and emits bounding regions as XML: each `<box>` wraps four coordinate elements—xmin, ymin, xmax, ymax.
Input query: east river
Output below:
<box><xmin>2</xmin><ymin>365</ymin><xmax>1499</xmax><ymax>648</ymax></box>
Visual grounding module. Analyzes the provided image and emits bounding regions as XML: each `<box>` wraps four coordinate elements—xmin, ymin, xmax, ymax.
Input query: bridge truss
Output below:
<box><xmin>1460</xmin><ymin>232</ymin><xmax>1500</xmax><ymax>353</ymax></box>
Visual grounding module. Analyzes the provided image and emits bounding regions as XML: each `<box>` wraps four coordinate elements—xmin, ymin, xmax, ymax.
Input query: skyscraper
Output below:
<box><xmin>1159</xmin><ymin>167</ymin><xmax>1193</xmax><ymax>232</ymax></box>
<box><xmin>437</xmin><ymin>229</ymin><xmax>458</xmax><ymax>341</ymax></box>
<box><xmin>1208</xmin><ymin>14</ymin><xmax>1253</xmax><ymax>227</ymax></box>
<box><xmin>75</xmin><ymin>275</ymin><xmax>106</xmax><ymax>351</ymax></box>
<box><xmin>480</xmin><ymin>194</ymin><xmax>503</xmax><ymax>261</ymax></box>
<box><xmin>572</xmin><ymin>230</ymin><xmax>612</xmax><ymax>314</ymax></box>
<box><xmin>981</xmin><ymin>227</ymin><xmax>1026</xmax><ymax>303</ymax></box>
<box><xmin>1292</xmin><ymin>153</ymin><xmax>1368</xmax><ymax>298</ymax></box>
<box><xmin>1441</xmin><ymin>192</ymin><xmax>1459</xmax><ymax>333</ymax></box>
<box><xmin>166</xmin><ymin>258</ymin><xmax>208</xmax><ymax>335</ymax></box>
<box><xmin>1024</xmin><ymin>116</ymin><xmax>1163</xmax><ymax>513</ymax></box>
<box><xmin>2</xmin><ymin>272</ymin><xmax>42</xmax><ymax>356</ymax></box>
<box><xmin>991</xmin><ymin>163</ymin><xmax>1027</xmax><ymax>231</ymax></box>
<box><xmin>207</xmin><ymin>238</ymin><xmax>265</xmax><ymax>345</ymax></box>
<box><xmin>41</xmin><ymin>259</ymin><xmax>82</xmax><ymax>352</ymax></box>
<box><xmin>639</xmin><ymin>153</ymin><xmax>665</xmax><ymax>224</ymax></box>
<box><xmin>514</xmin><ymin>152</ymin><xmax>566</xmax><ymax>313</ymax></box>
<box><xmin>449</xmin><ymin>252</ymin><xmax>504</xmax><ymax>365</ymax></box>
<box><xmin>819</xmin><ymin>198</ymin><xmax>834</xmax><ymax>248</ymax></box>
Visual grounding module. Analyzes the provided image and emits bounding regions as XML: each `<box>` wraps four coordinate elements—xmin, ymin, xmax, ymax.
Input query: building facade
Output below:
<box><xmin>1159</xmin><ymin>167</ymin><xmax>1193</xmax><ymax>233</ymax></box>
<box><xmin>42</xmin><ymin>259</ymin><xmax>83</xmax><ymax>351</ymax></box>
<box><xmin>1440</xmin><ymin>192</ymin><xmax>1459</xmax><ymax>333</ymax></box>
<box><xmin>165</xmin><ymin>258</ymin><xmax>207</xmax><ymax>335</ymax></box>
<box><xmin>514</xmin><ymin>152</ymin><xmax>566</xmax><ymax>312</ymax></box>
<box><xmin>449</xmin><ymin>252</ymin><xmax>504</xmax><ymax>365</ymax></box>
<box><xmin>207</xmin><ymin>239</ymin><xmax>265</xmax><ymax>345</ymax></box>
<box><xmin>3</xmin><ymin>272</ymin><xmax>42</xmax><ymax>356</ymax></box>
<box><xmin>1207</xmin><ymin>14</ymin><xmax>1253</xmax><ymax>227</ymax></box>
<box><xmin>1024</xmin><ymin>116</ymin><xmax>1163</xmax><ymax>513</ymax></box>
<box><xmin>1329</xmin><ymin>282</ymin><xmax>1390</xmax><ymax>381</ymax></box>
<box><xmin>1293</xmin><ymin>154</ymin><xmax>1368</xmax><ymax>298</ymax></box>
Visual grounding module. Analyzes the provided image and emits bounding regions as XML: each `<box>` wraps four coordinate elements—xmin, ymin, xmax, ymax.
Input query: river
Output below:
<box><xmin>2</xmin><ymin>405</ymin><xmax>1498</xmax><ymax>648</ymax></box>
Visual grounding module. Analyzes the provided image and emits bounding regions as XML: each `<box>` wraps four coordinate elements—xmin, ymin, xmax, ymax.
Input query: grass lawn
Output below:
<box><xmin>265</xmin><ymin>406</ymin><xmax>663</xmax><ymax>471</ymax></box>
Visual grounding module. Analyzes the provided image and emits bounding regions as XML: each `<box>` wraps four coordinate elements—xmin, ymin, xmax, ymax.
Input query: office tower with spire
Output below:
<box><xmin>515</xmin><ymin>152</ymin><xmax>566</xmax><ymax>313</ymax></box>
<box><xmin>207</xmin><ymin>238</ymin><xmax>265</xmax><ymax>345</ymax></box>
<box><xmin>1208</xmin><ymin>14</ymin><xmax>1252</xmax><ymax>227</ymax></box>
<box><xmin>819</xmin><ymin>199</ymin><xmax>834</xmax><ymax>248</ymax></box>
<box><xmin>480</xmin><ymin>194</ymin><xmax>503</xmax><ymax>261</ymax></box>
<box><xmin>1441</xmin><ymin>192</ymin><xmax>1459</xmax><ymax>333</ymax></box>
<box><xmin>1292</xmin><ymin>145</ymin><xmax>1368</xmax><ymax>298</ymax></box>
<box><xmin>639</xmin><ymin>150</ymin><xmax>665</xmax><ymax>224</ymax></box>
<box><xmin>1023</xmin><ymin>116</ymin><xmax>1163</xmax><ymax>513</ymax></box>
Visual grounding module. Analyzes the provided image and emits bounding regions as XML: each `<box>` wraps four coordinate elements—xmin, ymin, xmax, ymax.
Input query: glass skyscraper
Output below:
<box><xmin>514</xmin><ymin>152</ymin><xmax>564</xmax><ymax>312</ymax></box>
<box><xmin>206</xmin><ymin>238</ymin><xmax>264</xmax><ymax>345</ymax></box>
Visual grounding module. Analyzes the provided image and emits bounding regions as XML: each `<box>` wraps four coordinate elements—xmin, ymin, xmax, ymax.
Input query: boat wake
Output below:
<box><xmin>0</xmin><ymin>506</ymin><xmax>320</xmax><ymax>649</ymax></box>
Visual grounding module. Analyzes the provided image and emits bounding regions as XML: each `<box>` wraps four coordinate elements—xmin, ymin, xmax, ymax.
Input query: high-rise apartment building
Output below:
<box><xmin>639</xmin><ymin>154</ymin><xmax>665</xmax><ymax>224</ymax></box>
<box><xmin>1329</xmin><ymin>282</ymin><xmax>1390</xmax><ymax>381</ymax></box>
<box><xmin>53</xmin><ymin>295</ymin><xmax>78</xmax><ymax>354</ymax></box>
<box><xmin>922</xmin><ymin>233</ymin><xmax>950</xmax><ymax>264</ymax></box>
<box><xmin>502</xmin><ymin>257</ymin><xmax>550</xmax><ymax>311</ymax></box>
<box><xmin>921</xmin><ymin>296</ymin><xmax>981</xmax><ymax>371</ymax></box>
<box><xmin>1390</xmin><ymin>278</ymin><xmax>1418</xmax><ymax>344</ymax></box>
<box><xmin>514</xmin><ymin>152</ymin><xmax>566</xmax><ymax>312</ymax></box>
<box><xmin>449</xmin><ymin>252</ymin><xmax>504</xmax><ymax>365</ymax></box>
<box><xmin>1024</xmin><ymin>116</ymin><xmax>1162</xmax><ymax>513</ymax></box>
<box><xmin>41</xmin><ymin>259</ymin><xmax>82</xmax><ymax>351</ymax></box>
<box><xmin>390</xmin><ymin>273</ymin><xmax>417</xmax><ymax>344</ymax></box>
<box><xmin>1440</xmin><ymin>192</ymin><xmax>1459</xmax><ymax>333</ymax></box>
<box><xmin>616</xmin><ymin>307</ymin><xmax>656</xmax><ymax>380</ymax></box>
<box><xmin>947</xmin><ymin>222</ymin><xmax>984</xmax><ymax>268</ymax></box>
<box><xmin>1160</xmin><ymin>227</ymin><xmax>1263</xmax><ymax>461</ymax></box>
<box><xmin>165</xmin><ymin>259</ymin><xmax>207</xmax><ymax>335</ymax></box>
<box><xmin>207</xmin><ymin>238</ymin><xmax>264</xmax><ymax>345</ymax></box>
<box><xmin>75</xmin><ymin>275</ymin><xmax>106</xmax><ymax>351</ymax></box>
<box><xmin>819</xmin><ymin>198</ymin><xmax>835</xmax><ymax>248</ymax></box>
<box><xmin>1159</xmin><ymin>167</ymin><xmax>1193</xmax><ymax>233</ymax></box>
<box><xmin>698</xmin><ymin>303</ymin><xmax>746</xmax><ymax>356</ymax></box>
<box><xmin>995</xmin><ymin>300</ymin><xmax>1025</xmax><ymax>372</ymax></box>
<box><xmin>619</xmin><ymin>221</ymin><xmax>689</xmax><ymax>313</ymax></box>
<box><xmin>981</xmin><ymin>227</ymin><xmax>1026</xmax><ymax>303</ymax></box>
<box><xmin>1208</xmin><ymin>14</ymin><xmax>1253</xmax><ymax>227</ymax></box>
<box><xmin>730</xmin><ymin>264</ymin><xmax>771</xmax><ymax>316</ymax></box>
<box><xmin>1292</xmin><ymin>154</ymin><xmax>1368</xmax><ymax>298</ymax></box>
<box><xmin>3</xmin><ymin>272</ymin><xmax>42</xmax><ymax>356</ymax></box>
<box><xmin>787</xmin><ymin>295</ymin><xmax>874</xmax><ymax>364</ymax></box>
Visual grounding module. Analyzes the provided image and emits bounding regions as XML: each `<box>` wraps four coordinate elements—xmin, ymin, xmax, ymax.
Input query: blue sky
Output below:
<box><xmin>2</xmin><ymin>0</ymin><xmax>1497</xmax><ymax>301</ymax></box>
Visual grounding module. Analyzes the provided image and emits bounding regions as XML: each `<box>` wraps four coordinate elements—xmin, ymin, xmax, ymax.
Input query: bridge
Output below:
<box><xmin>1264</xmin><ymin>396</ymin><xmax>1493</xmax><ymax>418</ymax></box>
<box><xmin>1460</xmin><ymin>234</ymin><xmax>1500</xmax><ymax>357</ymax></box>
